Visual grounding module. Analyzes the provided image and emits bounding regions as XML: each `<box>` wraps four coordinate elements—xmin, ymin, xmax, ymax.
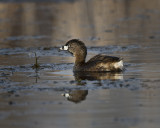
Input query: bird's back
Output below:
<box><xmin>84</xmin><ymin>54</ymin><xmax>123</xmax><ymax>71</ymax></box>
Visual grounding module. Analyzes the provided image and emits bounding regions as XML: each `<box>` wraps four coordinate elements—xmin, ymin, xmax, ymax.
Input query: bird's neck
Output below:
<box><xmin>75</xmin><ymin>54</ymin><xmax>86</xmax><ymax>66</ymax></box>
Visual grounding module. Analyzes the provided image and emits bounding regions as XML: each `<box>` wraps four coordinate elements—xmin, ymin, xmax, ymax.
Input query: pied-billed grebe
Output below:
<box><xmin>59</xmin><ymin>39</ymin><xmax>123</xmax><ymax>72</ymax></box>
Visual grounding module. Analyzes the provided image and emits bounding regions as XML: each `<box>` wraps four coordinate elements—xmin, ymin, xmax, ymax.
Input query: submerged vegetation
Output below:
<box><xmin>32</xmin><ymin>52</ymin><xmax>40</xmax><ymax>69</ymax></box>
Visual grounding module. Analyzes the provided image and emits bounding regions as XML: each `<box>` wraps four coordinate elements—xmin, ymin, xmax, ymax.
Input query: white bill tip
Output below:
<box><xmin>61</xmin><ymin>93</ymin><xmax>70</xmax><ymax>98</ymax></box>
<box><xmin>59</xmin><ymin>45</ymin><xmax>68</xmax><ymax>50</ymax></box>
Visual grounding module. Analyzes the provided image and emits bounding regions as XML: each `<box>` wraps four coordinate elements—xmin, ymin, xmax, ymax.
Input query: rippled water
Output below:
<box><xmin>0</xmin><ymin>0</ymin><xmax>160</xmax><ymax>128</ymax></box>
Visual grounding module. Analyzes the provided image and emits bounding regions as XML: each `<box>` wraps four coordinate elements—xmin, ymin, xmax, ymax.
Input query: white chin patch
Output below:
<box><xmin>63</xmin><ymin>46</ymin><xmax>68</xmax><ymax>50</ymax></box>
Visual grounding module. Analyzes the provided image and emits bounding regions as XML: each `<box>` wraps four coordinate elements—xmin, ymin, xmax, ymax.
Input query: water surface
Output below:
<box><xmin>0</xmin><ymin>0</ymin><xmax>160</xmax><ymax>128</ymax></box>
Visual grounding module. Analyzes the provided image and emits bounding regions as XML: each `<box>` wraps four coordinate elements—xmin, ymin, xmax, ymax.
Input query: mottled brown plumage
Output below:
<box><xmin>60</xmin><ymin>39</ymin><xmax>124</xmax><ymax>72</ymax></box>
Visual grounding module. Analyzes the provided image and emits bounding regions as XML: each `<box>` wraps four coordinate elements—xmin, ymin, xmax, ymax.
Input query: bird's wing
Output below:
<box><xmin>87</xmin><ymin>54</ymin><xmax>121</xmax><ymax>64</ymax></box>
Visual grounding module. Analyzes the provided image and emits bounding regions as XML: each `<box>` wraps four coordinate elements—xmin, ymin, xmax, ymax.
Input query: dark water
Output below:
<box><xmin>0</xmin><ymin>0</ymin><xmax>160</xmax><ymax>128</ymax></box>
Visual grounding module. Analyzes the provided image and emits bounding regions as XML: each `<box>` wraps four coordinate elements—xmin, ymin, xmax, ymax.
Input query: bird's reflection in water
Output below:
<box><xmin>62</xmin><ymin>71</ymin><xmax>123</xmax><ymax>103</ymax></box>
<box><xmin>62</xmin><ymin>90</ymin><xmax>88</xmax><ymax>103</ymax></box>
<box><xmin>74</xmin><ymin>71</ymin><xmax>123</xmax><ymax>81</ymax></box>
